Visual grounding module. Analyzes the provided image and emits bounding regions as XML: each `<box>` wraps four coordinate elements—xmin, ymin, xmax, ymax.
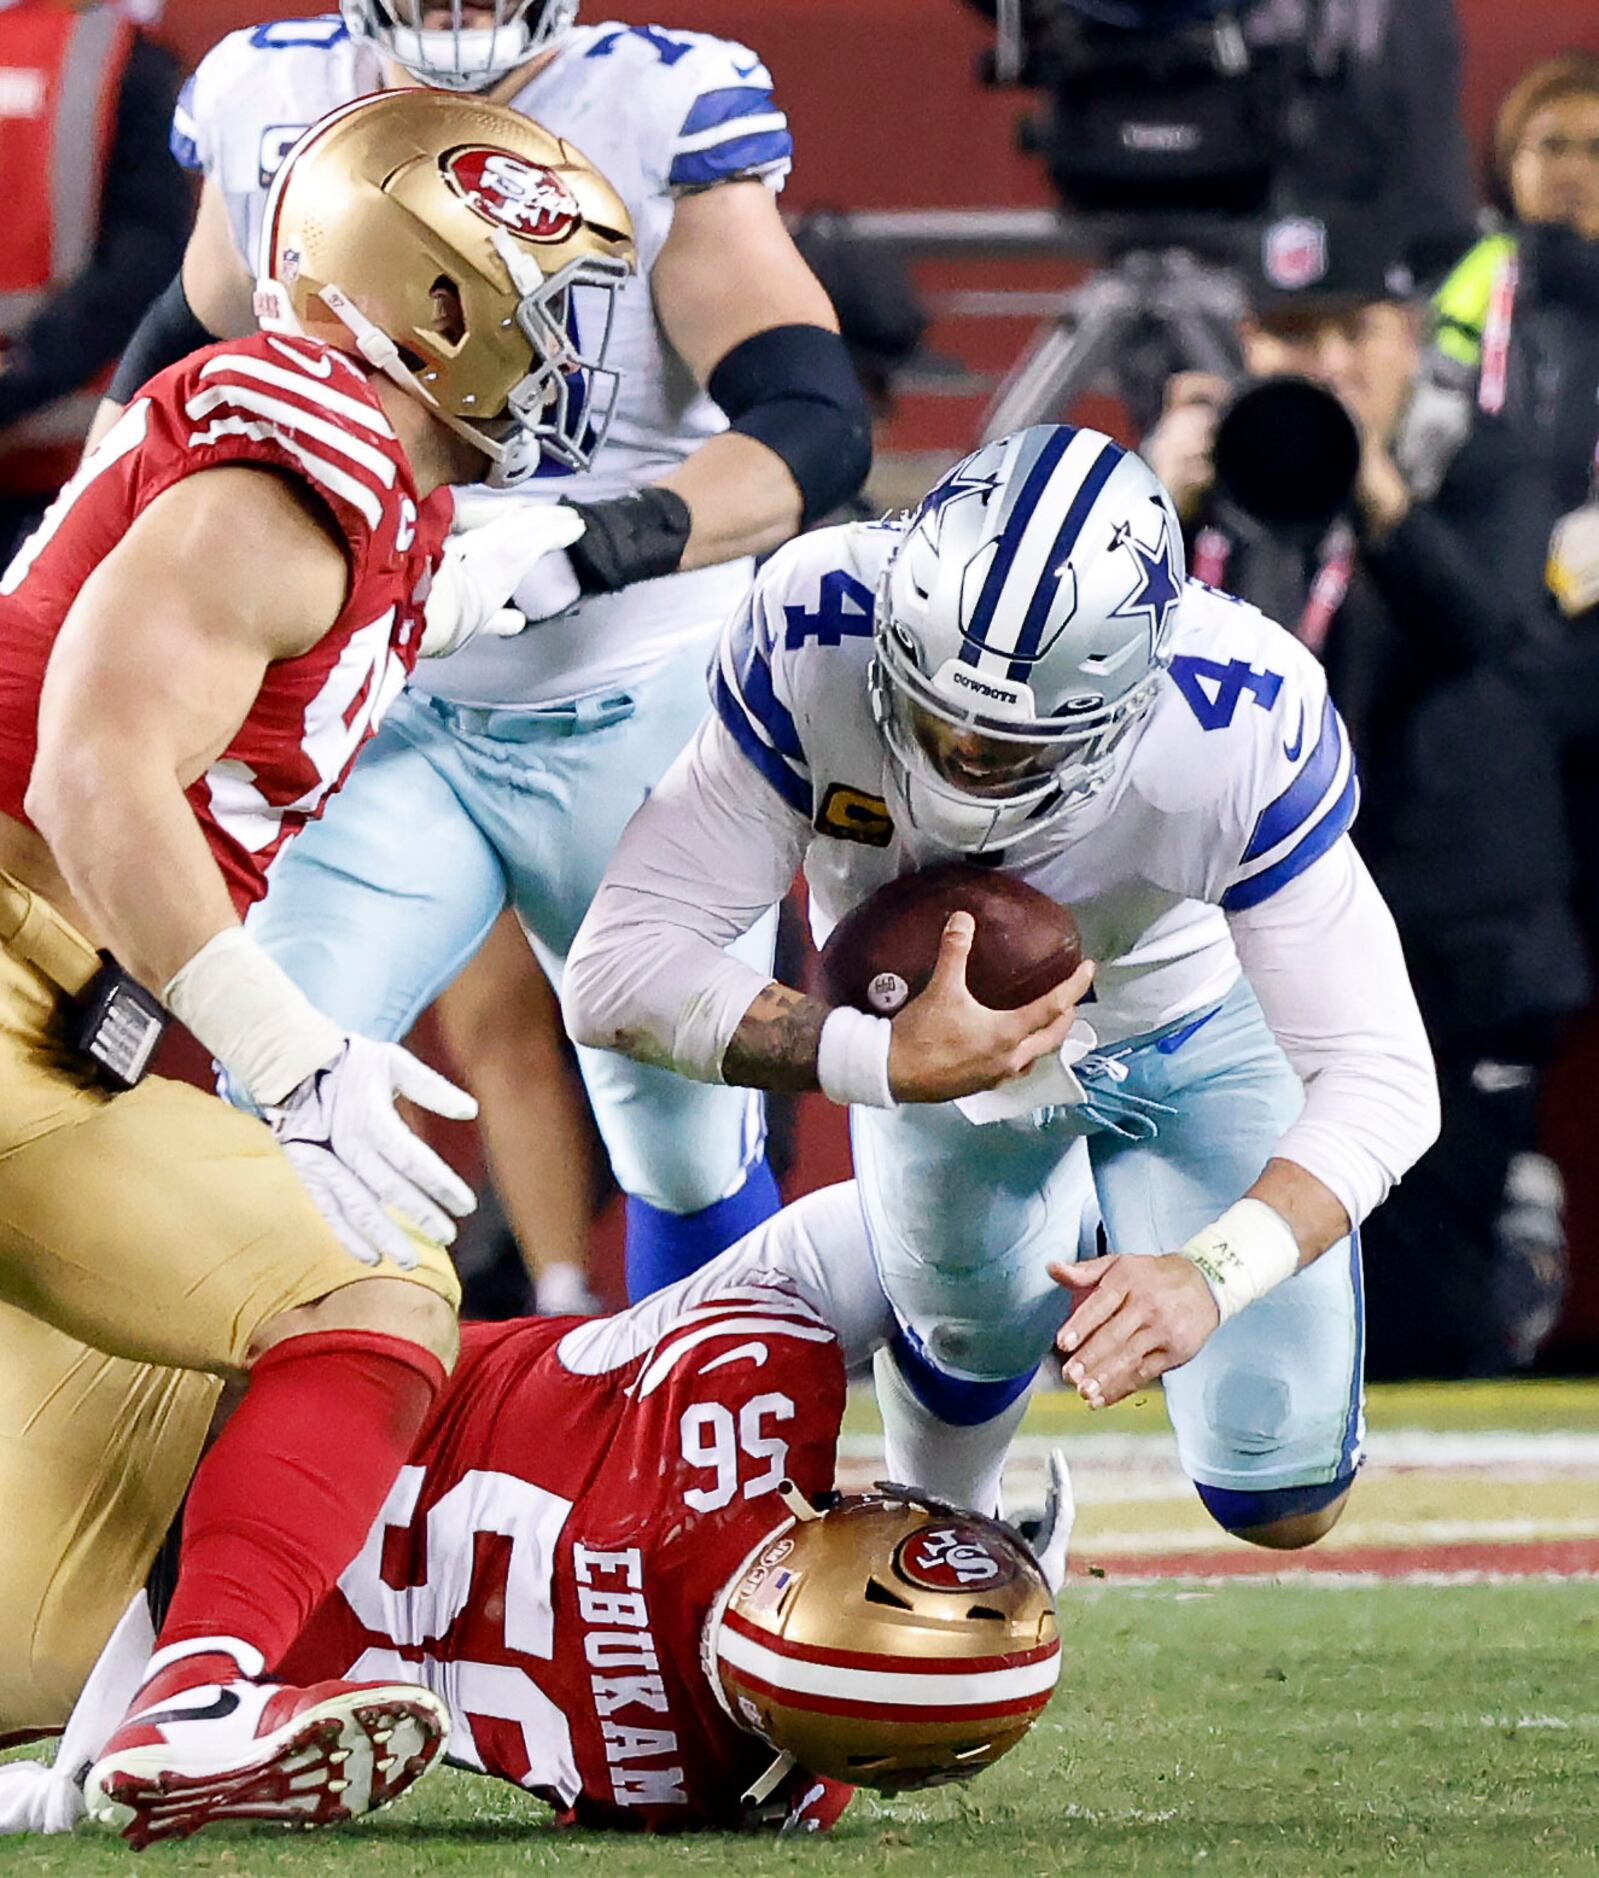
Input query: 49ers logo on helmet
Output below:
<box><xmin>893</xmin><ymin>1522</ymin><xmax>1018</xmax><ymax>1592</ymax></box>
<box><xmin>442</xmin><ymin>146</ymin><xmax>580</xmax><ymax>242</ymax></box>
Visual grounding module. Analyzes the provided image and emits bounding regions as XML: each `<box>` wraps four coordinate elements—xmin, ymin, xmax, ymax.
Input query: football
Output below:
<box><xmin>815</xmin><ymin>862</ymin><xmax>1083</xmax><ymax>1017</ymax></box>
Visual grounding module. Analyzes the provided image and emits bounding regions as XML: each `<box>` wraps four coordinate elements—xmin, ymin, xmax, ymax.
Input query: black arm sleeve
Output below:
<box><xmin>0</xmin><ymin>38</ymin><xmax>192</xmax><ymax>429</ymax></box>
<box><xmin>706</xmin><ymin>323</ymin><xmax>873</xmax><ymax>525</ymax></box>
<box><xmin>107</xmin><ymin>271</ymin><xmax>217</xmax><ymax>402</ymax></box>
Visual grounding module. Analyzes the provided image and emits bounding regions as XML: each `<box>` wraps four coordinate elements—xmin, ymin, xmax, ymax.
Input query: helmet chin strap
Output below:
<box><xmin>282</xmin><ymin>279</ymin><xmax>512</xmax><ymax>469</ymax></box>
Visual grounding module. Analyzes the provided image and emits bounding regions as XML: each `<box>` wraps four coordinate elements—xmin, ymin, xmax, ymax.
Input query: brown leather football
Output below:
<box><xmin>816</xmin><ymin>863</ymin><xmax>1083</xmax><ymax>1016</ymax></box>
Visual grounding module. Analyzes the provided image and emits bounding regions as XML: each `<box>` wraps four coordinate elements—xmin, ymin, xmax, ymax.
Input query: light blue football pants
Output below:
<box><xmin>247</xmin><ymin>657</ymin><xmax>773</xmax><ymax>1229</ymax></box>
<box><xmin>852</xmin><ymin>979</ymin><xmax>1364</xmax><ymax>1497</ymax></box>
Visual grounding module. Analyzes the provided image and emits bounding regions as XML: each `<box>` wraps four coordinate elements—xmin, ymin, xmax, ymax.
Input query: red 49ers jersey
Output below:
<box><xmin>280</xmin><ymin>1282</ymin><xmax>849</xmax><ymax>1830</ymax></box>
<box><xmin>0</xmin><ymin>333</ymin><xmax>451</xmax><ymax>913</ymax></box>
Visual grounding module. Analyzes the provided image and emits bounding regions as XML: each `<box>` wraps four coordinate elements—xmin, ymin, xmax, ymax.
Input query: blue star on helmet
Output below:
<box><xmin>1108</xmin><ymin>518</ymin><xmax>1181</xmax><ymax>642</ymax></box>
<box><xmin>915</xmin><ymin>466</ymin><xmax>999</xmax><ymax>532</ymax></box>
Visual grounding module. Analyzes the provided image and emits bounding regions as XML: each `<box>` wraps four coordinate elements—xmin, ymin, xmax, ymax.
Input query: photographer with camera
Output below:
<box><xmin>1143</xmin><ymin>207</ymin><xmax>1586</xmax><ymax>1379</ymax></box>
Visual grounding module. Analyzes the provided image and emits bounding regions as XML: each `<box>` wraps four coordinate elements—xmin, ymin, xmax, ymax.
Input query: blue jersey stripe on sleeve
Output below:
<box><xmin>668</xmin><ymin>129</ymin><xmax>793</xmax><ymax>189</ymax></box>
<box><xmin>171</xmin><ymin>77</ymin><xmax>200</xmax><ymax>169</ymax></box>
<box><xmin>679</xmin><ymin>85</ymin><xmax>777</xmax><ymax>138</ymax></box>
<box><xmin>1242</xmin><ymin>694</ymin><xmax>1341</xmax><ymax>862</ymax></box>
<box><xmin>1223</xmin><ymin>768</ymin><xmax>1359</xmax><ymax>912</ymax></box>
<box><xmin>734</xmin><ymin>639</ymin><xmax>805</xmax><ymax>762</ymax></box>
<box><xmin>713</xmin><ymin>668</ymin><xmax>811</xmax><ymax>814</ymax></box>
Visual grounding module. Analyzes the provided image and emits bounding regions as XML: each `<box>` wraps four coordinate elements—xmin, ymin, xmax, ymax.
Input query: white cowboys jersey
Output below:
<box><xmin>173</xmin><ymin>16</ymin><xmax>793</xmax><ymax>706</ymax></box>
<box><xmin>714</xmin><ymin>522</ymin><xmax>1359</xmax><ymax>1048</ymax></box>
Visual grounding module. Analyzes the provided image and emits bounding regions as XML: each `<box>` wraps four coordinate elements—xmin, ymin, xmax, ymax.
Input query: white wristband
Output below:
<box><xmin>163</xmin><ymin>927</ymin><xmax>345</xmax><ymax>1107</ymax></box>
<box><xmin>816</xmin><ymin>1005</ymin><xmax>896</xmax><ymax>1110</ymax></box>
<box><xmin>1178</xmin><ymin>1198</ymin><xmax>1301</xmax><ymax>1325</ymax></box>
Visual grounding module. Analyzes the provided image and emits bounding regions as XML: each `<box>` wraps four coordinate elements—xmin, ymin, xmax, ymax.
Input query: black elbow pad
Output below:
<box><xmin>108</xmin><ymin>273</ymin><xmax>218</xmax><ymax>404</ymax></box>
<box><xmin>707</xmin><ymin>324</ymin><xmax>872</xmax><ymax>524</ymax></box>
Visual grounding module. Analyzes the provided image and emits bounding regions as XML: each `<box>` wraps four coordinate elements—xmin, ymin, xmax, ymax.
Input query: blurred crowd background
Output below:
<box><xmin>5</xmin><ymin>0</ymin><xmax>1599</xmax><ymax>1374</ymax></box>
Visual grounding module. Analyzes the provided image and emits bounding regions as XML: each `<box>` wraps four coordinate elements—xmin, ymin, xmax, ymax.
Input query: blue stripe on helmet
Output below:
<box><xmin>1005</xmin><ymin>439</ymin><xmax>1122</xmax><ymax>682</ymax></box>
<box><xmin>958</xmin><ymin>426</ymin><xmax>1076</xmax><ymax>667</ymax></box>
<box><xmin>1222</xmin><ymin>766</ymin><xmax>1359</xmax><ymax>911</ymax></box>
<box><xmin>1242</xmin><ymin>695</ymin><xmax>1342</xmax><ymax>863</ymax></box>
<box><xmin>713</xmin><ymin>667</ymin><xmax>811</xmax><ymax>813</ymax></box>
<box><xmin>668</xmin><ymin>129</ymin><xmax>793</xmax><ymax>189</ymax></box>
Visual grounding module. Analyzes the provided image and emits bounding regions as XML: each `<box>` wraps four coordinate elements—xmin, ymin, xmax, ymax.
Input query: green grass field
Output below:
<box><xmin>6</xmin><ymin>1382</ymin><xmax>1597</xmax><ymax>1876</ymax></box>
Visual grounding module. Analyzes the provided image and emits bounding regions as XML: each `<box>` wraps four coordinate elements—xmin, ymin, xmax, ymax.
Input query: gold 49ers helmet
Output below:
<box><xmin>256</xmin><ymin>89</ymin><xmax>634</xmax><ymax>484</ymax></box>
<box><xmin>705</xmin><ymin>1487</ymin><xmax>1060</xmax><ymax>1794</ymax></box>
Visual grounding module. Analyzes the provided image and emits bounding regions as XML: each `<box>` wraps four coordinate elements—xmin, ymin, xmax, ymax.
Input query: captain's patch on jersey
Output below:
<box><xmin>815</xmin><ymin>782</ymin><xmax>893</xmax><ymax>848</ymax></box>
<box><xmin>441</xmin><ymin>146</ymin><xmax>580</xmax><ymax>242</ymax></box>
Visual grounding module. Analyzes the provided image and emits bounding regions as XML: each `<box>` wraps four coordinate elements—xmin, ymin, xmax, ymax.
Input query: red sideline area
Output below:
<box><xmin>1078</xmin><ymin>1539</ymin><xmax>1599</xmax><ymax>1582</ymax></box>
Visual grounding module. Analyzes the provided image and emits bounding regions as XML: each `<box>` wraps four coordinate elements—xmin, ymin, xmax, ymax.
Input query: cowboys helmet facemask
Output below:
<box><xmin>870</xmin><ymin>424</ymin><xmax>1185</xmax><ymax>861</ymax></box>
<box><xmin>341</xmin><ymin>0</ymin><xmax>578</xmax><ymax>93</ymax></box>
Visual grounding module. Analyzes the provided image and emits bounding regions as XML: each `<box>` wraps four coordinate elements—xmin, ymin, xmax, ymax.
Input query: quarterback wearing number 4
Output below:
<box><xmin>567</xmin><ymin>425</ymin><xmax>1441</xmax><ymax>1546</ymax></box>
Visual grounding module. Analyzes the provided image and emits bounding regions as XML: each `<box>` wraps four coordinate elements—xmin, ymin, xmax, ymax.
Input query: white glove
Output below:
<box><xmin>420</xmin><ymin>500</ymin><xmax>587</xmax><ymax>656</ymax></box>
<box><xmin>1025</xmin><ymin>1448</ymin><xmax>1076</xmax><ymax>1595</ymax></box>
<box><xmin>267</xmin><ymin>1036</ymin><xmax>478</xmax><ymax>1268</ymax></box>
<box><xmin>536</xmin><ymin>1259</ymin><xmax>602</xmax><ymax>1317</ymax></box>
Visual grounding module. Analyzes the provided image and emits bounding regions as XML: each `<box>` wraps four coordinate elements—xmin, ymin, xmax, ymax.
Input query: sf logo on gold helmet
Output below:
<box><xmin>257</xmin><ymin>89</ymin><xmax>635</xmax><ymax>485</ymax></box>
<box><xmin>441</xmin><ymin>147</ymin><xmax>583</xmax><ymax>243</ymax></box>
<box><xmin>706</xmin><ymin>1484</ymin><xmax>1061</xmax><ymax>1796</ymax></box>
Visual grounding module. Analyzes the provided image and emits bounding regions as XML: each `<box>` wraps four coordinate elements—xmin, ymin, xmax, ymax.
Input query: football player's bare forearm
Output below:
<box><xmin>658</xmin><ymin>432</ymin><xmax>803</xmax><ymax>571</ymax></box>
<box><xmin>1245</xmin><ymin>1159</ymin><xmax>1350</xmax><ymax>1266</ymax></box>
<box><xmin>28</xmin><ymin>757</ymin><xmax>240</xmax><ymax>988</ymax></box>
<box><xmin>720</xmin><ymin>982</ymin><xmax>828</xmax><ymax>1092</ymax></box>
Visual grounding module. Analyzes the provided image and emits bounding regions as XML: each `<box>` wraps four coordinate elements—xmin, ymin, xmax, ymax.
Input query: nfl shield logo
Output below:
<box><xmin>1262</xmin><ymin>217</ymin><xmax>1328</xmax><ymax>292</ymax></box>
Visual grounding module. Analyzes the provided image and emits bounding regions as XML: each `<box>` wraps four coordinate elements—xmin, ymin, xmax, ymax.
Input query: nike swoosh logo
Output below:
<box><xmin>268</xmin><ymin>336</ymin><xmax>334</xmax><ymax>378</ymax></box>
<box><xmin>700</xmin><ymin>1341</ymin><xmax>769</xmax><ymax>1374</ymax></box>
<box><xmin>1282</xmin><ymin>702</ymin><xmax>1305</xmax><ymax>762</ymax></box>
<box><xmin>732</xmin><ymin>57</ymin><xmax>763</xmax><ymax>77</ymax></box>
<box><xmin>134</xmin><ymin>1689</ymin><xmax>242</xmax><ymax>1730</ymax></box>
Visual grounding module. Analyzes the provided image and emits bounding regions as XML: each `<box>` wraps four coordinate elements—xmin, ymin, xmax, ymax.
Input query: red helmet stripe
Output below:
<box><xmin>716</xmin><ymin>1621</ymin><xmax>1060</xmax><ymax>1710</ymax></box>
<box><xmin>725</xmin><ymin>1663</ymin><xmax>1055</xmax><ymax>1728</ymax></box>
<box><xmin>721</xmin><ymin>1606</ymin><xmax>1059</xmax><ymax>1678</ymax></box>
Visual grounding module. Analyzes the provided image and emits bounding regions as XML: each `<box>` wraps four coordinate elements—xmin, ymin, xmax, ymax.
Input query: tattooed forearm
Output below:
<box><xmin>720</xmin><ymin>981</ymin><xmax>830</xmax><ymax>1092</ymax></box>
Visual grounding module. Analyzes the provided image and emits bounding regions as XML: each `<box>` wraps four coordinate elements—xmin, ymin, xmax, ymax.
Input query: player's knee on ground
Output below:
<box><xmin>250</xmin><ymin>1276</ymin><xmax>460</xmax><ymax>1373</ymax></box>
<box><xmin>1194</xmin><ymin>1475</ymin><xmax>1354</xmax><ymax>1549</ymax></box>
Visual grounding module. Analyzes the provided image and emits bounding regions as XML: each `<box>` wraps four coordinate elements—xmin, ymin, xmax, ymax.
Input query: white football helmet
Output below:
<box><xmin>870</xmin><ymin>425</ymin><xmax>1185</xmax><ymax>860</ymax></box>
<box><xmin>340</xmin><ymin>0</ymin><xmax>578</xmax><ymax>92</ymax></box>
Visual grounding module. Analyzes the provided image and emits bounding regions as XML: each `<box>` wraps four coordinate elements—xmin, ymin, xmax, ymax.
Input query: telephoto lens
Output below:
<box><xmin>1211</xmin><ymin>374</ymin><xmax>1361</xmax><ymax>527</ymax></box>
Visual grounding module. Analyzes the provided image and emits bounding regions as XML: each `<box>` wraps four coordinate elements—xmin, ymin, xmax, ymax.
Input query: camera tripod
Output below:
<box><xmin>981</xmin><ymin>241</ymin><xmax>1247</xmax><ymax>440</ymax></box>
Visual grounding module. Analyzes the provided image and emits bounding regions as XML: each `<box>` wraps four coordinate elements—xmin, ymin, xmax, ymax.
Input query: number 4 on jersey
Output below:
<box><xmin>783</xmin><ymin>570</ymin><xmax>874</xmax><ymax>649</ymax></box>
<box><xmin>1169</xmin><ymin>654</ymin><xmax>1283</xmax><ymax>732</ymax></box>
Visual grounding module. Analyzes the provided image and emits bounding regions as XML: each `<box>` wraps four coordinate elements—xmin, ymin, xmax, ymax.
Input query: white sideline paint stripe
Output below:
<box><xmin>1078</xmin><ymin>1515</ymin><xmax>1599</xmax><ymax>1556</ymax></box>
<box><xmin>839</xmin><ymin>1428</ymin><xmax>1599</xmax><ymax>1475</ymax></box>
<box><xmin>1077</xmin><ymin>1571</ymin><xmax>1599</xmax><ymax>1591</ymax></box>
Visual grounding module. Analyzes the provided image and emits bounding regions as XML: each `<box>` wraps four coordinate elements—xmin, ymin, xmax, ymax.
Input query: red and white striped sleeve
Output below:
<box><xmin>137</xmin><ymin>335</ymin><xmax>413</xmax><ymax>557</ymax></box>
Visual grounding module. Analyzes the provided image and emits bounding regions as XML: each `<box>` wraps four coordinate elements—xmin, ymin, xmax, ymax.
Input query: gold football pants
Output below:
<box><xmin>0</xmin><ymin>873</ymin><xmax>461</xmax><ymax>1732</ymax></box>
<box><xmin>0</xmin><ymin>872</ymin><xmax>458</xmax><ymax>1374</ymax></box>
<box><xmin>0</xmin><ymin>1306</ymin><xmax>216</xmax><ymax>1735</ymax></box>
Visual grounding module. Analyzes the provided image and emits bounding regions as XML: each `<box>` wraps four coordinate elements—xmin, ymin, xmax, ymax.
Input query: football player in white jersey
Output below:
<box><xmin>564</xmin><ymin>424</ymin><xmax>1442</xmax><ymax>1547</ymax></box>
<box><xmin>93</xmin><ymin>0</ymin><xmax>870</xmax><ymax>1301</ymax></box>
